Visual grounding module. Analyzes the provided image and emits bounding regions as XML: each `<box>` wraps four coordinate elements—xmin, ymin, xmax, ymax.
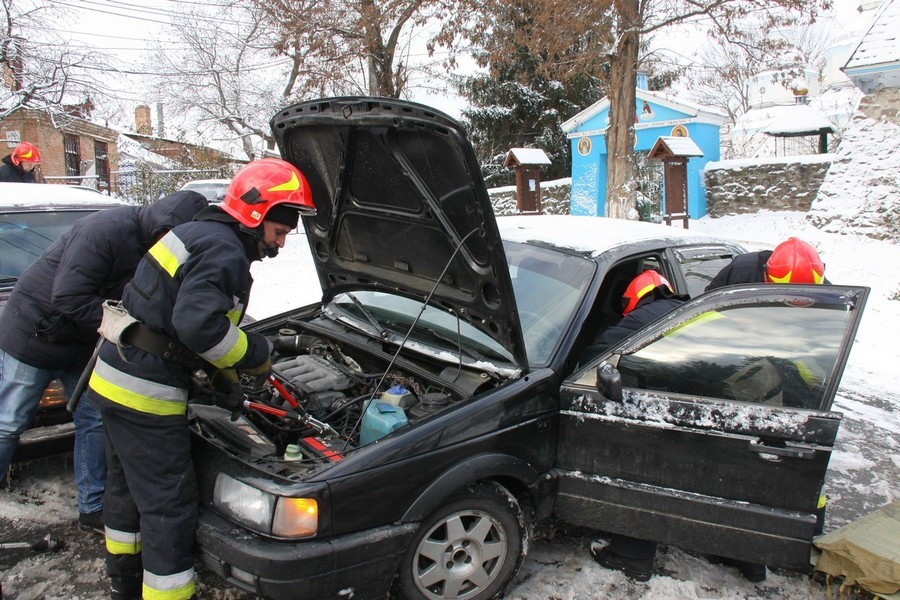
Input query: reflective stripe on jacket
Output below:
<box><xmin>87</xmin><ymin>220</ymin><xmax>268</xmax><ymax>414</ymax></box>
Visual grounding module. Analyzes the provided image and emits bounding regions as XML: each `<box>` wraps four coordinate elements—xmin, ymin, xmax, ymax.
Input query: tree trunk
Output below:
<box><xmin>605</xmin><ymin>0</ymin><xmax>641</xmax><ymax>219</ymax></box>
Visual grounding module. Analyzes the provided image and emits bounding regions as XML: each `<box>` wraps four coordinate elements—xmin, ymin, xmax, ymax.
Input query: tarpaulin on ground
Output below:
<box><xmin>811</xmin><ymin>499</ymin><xmax>900</xmax><ymax>598</ymax></box>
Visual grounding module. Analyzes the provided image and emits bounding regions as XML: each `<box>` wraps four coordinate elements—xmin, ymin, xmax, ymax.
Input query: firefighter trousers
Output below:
<box><xmin>98</xmin><ymin>397</ymin><xmax>198</xmax><ymax>599</ymax></box>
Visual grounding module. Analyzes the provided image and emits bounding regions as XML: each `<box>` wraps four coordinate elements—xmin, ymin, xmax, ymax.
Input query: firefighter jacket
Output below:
<box><xmin>705</xmin><ymin>251</ymin><xmax>772</xmax><ymax>292</ymax></box>
<box><xmin>0</xmin><ymin>191</ymin><xmax>208</xmax><ymax>370</ymax></box>
<box><xmin>0</xmin><ymin>155</ymin><xmax>36</xmax><ymax>183</ymax></box>
<box><xmin>86</xmin><ymin>216</ymin><xmax>271</xmax><ymax>417</ymax></box>
<box><xmin>580</xmin><ymin>297</ymin><xmax>686</xmax><ymax>365</ymax></box>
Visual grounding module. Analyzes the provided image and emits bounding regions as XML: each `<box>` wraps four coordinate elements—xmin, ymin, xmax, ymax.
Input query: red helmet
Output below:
<box><xmin>765</xmin><ymin>237</ymin><xmax>825</xmax><ymax>284</ymax></box>
<box><xmin>622</xmin><ymin>270</ymin><xmax>674</xmax><ymax>316</ymax></box>
<box><xmin>221</xmin><ymin>158</ymin><xmax>315</xmax><ymax>228</ymax></box>
<box><xmin>11</xmin><ymin>142</ymin><xmax>41</xmax><ymax>166</ymax></box>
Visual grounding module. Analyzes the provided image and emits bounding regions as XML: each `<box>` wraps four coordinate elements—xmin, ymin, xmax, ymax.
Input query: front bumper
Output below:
<box><xmin>196</xmin><ymin>506</ymin><xmax>418</xmax><ymax>599</ymax></box>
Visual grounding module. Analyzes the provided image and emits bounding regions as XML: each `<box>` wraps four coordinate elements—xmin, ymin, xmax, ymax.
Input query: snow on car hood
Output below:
<box><xmin>270</xmin><ymin>97</ymin><xmax>528</xmax><ymax>369</ymax></box>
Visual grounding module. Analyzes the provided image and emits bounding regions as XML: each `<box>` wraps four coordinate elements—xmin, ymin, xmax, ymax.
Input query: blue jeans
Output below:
<box><xmin>0</xmin><ymin>349</ymin><xmax>106</xmax><ymax>514</ymax></box>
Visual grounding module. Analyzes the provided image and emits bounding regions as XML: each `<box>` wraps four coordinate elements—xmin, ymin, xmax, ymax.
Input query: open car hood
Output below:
<box><xmin>270</xmin><ymin>97</ymin><xmax>527</xmax><ymax>369</ymax></box>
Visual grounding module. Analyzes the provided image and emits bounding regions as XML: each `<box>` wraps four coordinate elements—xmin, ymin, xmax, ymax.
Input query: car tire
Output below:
<box><xmin>396</xmin><ymin>481</ymin><xmax>526</xmax><ymax>600</ymax></box>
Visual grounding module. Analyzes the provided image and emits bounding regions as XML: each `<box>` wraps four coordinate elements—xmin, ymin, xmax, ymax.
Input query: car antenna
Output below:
<box><xmin>340</xmin><ymin>227</ymin><xmax>480</xmax><ymax>451</ymax></box>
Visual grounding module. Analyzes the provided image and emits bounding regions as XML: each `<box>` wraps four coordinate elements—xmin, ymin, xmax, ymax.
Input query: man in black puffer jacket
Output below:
<box><xmin>0</xmin><ymin>190</ymin><xmax>208</xmax><ymax>533</ymax></box>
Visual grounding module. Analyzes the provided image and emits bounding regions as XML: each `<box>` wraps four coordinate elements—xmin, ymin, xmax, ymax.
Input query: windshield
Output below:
<box><xmin>505</xmin><ymin>241</ymin><xmax>596</xmax><ymax>364</ymax></box>
<box><xmin>327</xmin><ymin>242</ymin><xmax>595</xmax><ymax>368</ymax></box>
<box><xmin>0</xmin><ymin>210</ymin><xmax>95</xmax><ymax>278</ymax></box>
<box><xmin>330</xmin><ymin>291</ymin><xmax>515</xmax><ymax>365</ymax></box>
<box><xmin>183</xmin><ymin>182</ymin><xmax>228</xmax><ymax>203</ymax></box>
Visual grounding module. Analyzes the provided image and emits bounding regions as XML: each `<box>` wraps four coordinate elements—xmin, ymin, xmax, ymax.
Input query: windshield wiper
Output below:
<box><xmin>345</xmin><ymin>292</ymin><xmax>388</xmax><ymax>339</ymax></box>
<box><xmin>419</xmin><ymin>326</ymin><xmax>486</xmax><ymax>361</ymax></box>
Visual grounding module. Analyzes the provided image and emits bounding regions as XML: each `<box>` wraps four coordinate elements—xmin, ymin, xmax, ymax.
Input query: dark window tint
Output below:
<box><xmin>94</xmin><ymin>141</ymin><xmax>109</xmax><ymax>191</ymax></box>
<box><xmin>617</xmin><ymin>302</ymin><xmax>851</xmax><ymax>410</ymax></box>
<box><xmin>0</xmin><ymin>210</ymin><xmax>95</xmax><ymax>277</ymax></box>
<box><xmin>64</xmin><ymin>134</ymin><xmax>81</xmax><ymax>179</ymax></box>
<box><xmin>676</xmin><ymin>246</ymin><xmax>740</xmax><ymax>297</ymax></box>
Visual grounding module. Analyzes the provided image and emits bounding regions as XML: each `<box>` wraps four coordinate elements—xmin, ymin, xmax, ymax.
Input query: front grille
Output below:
<box><xmin>198</xmin><ymin>548</ymin><xmax>228</xmax><ymax>578</ymax></box>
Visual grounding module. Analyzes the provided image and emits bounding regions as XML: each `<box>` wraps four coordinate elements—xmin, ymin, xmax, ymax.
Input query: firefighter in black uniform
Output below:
<box><xmin>580</xmin><ymin>270</ymin><xmax>687</xmax><ymax>365</ymax></box>
<box><xmin>705</xmin><ymin>236</ymin><xmax>826</xmax><ymax>291</ymax></box>
<box><xmin>84</xmin><ymin>158</ymin><xmax>316</xmax><ymax>600</ymax></box>
<box><xmin>0</xmin><ymin>142</ymin><xmax>42</xmax><ymax>183</ymax></box>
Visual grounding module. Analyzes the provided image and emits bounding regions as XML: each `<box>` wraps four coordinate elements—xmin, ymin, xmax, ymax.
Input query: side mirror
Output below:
<box><xmin>597</xmin><ymin>362</ymin><xmax>622</xmax><ymax>402</ymax></box>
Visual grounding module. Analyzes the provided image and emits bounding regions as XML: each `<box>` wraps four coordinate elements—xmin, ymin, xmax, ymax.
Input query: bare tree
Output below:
<box><xmin>145</xmin><ymin>0</ymin><xmax>324</xmax><ymax>160</ymax></box>
<box><xmin>687</xmin><ymin>20</ymin><xmax>833</xmax><ymax>129</ymax></box>
<box><xmin>251</xmin><ymin>0</ymin><xmax>475</xmax><ymax>98</ymax></box>
<box><xmin>1</xmin><ymin>0</ymin><xmax>105</xmax><ymax>120</ymax></box>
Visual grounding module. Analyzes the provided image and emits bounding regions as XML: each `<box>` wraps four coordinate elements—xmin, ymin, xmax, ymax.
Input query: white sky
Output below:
<box><xmin>56</xmin><ymin>0</ymin><xmax>877</xmax><ymax>127</ymax></box>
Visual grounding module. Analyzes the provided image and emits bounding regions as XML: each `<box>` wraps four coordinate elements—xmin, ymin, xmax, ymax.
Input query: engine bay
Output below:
<box><xmin>189</xmin><ymin>317</ymin><xmax>506</xmax><ymax>474</ymax></box>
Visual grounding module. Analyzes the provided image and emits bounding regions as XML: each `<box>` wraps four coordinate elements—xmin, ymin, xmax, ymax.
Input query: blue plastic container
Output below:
<box><xmin>360</xmin><ymin>401</ymin><xmax>408</xmax><ymax>445</ymax></box>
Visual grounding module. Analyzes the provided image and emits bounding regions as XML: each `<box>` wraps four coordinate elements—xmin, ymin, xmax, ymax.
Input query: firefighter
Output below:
<box><xmin>0</xmin><ymin>141</ymin><xmax>42</xmax><ymax>183</ymax></box>
<box><xmin>0</xmin><ymin>190</ymin><xmax>208</xmax><ymax>533</ymax></box>
<box><xmin>84</xmin><ymin>158</ymin><xmax>315</xmax><ymax>600</ymax></box>
<box><xmin>580</xmin><ymin>269</ymin><xmax>687</xmax><ymax>364</ymax></box>
<box><xmin>705</xmin><ymin>236</ymin><xmax>826</xmax><ymax>291</ymax></box>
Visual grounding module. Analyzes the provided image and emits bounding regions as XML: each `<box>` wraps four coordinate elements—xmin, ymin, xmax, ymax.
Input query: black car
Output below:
<box><xmin>189</xmin><ymin>98</ymin><xmax>868</xmax><ymax>600</ymax></box>
<box><xmin>0</xmin><ymin>182</ymin><xmax>124</xmax><ymax>461</ymax></box>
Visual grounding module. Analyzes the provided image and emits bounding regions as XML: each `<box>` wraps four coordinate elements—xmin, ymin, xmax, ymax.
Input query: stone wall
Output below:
<box><xmin>807</xmin><ymin>89</ymin><xmax>900</xmax><ymax>241</ymax></box>
<box><xmin>488</xmin><ymin>178</ymin><xmax>571</xmax><ymax>215</ymax></box>
<box><xmin>857</xmin><ymin>88</ymin><xmax>900</xmax><ymax>125</ymax></box>
<box><xmin>703</xmin><ymin>156</ymin><xmax>835</xmax><ymax>216</ymax></box>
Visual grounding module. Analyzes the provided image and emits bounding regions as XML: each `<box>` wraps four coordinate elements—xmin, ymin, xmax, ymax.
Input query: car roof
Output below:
<box><xmin>0</xmin><ymin>182</ymin><xmax>126</xmax><ymax>210</ymax></box>
<box><xmin>497</xmin><ymin>215</ymin><xmax>733</xmax><ymax>256</ymax></box>
<box><xmin>180</xmin><ymin>179</ymin><xmax>231</xmax><ymax>187</ymax></box>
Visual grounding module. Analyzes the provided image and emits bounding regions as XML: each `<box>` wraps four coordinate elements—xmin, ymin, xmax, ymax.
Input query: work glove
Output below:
<box><xmin>212</xmin><ymin>368</ymin><xmax>244</xmax><ymax>421</ymax></box>
<box><xmin>241</xmin><ymin>357</ymin><xmax>273</xmax><ymax>391</ymax></box>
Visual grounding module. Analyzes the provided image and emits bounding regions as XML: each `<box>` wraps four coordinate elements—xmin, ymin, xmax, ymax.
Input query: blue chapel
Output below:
<box><xmin>561</xmin><ymin>76</ymin><xmax>726</xmax><ymax>218</ymax></box>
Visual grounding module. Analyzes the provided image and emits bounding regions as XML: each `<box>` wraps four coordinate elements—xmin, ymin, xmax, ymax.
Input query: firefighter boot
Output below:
<box><xmin>110</xmin><ymin>574</ymin><xmax>142</xmax><ymax>600</ymax></box>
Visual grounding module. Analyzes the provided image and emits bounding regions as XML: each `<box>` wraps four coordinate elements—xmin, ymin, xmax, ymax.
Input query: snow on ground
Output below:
<box><xmin>2</xmin><ymin>210</ymin><xmax>897</xmax><ymax>599</ymax></box>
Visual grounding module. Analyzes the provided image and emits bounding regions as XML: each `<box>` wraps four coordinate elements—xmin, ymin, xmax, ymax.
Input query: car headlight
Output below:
<box><xmin>214</xmin><ymin>474</ymin><xmax>274</xmax><ymax>532</ymax></box>
<box><xmin>214</xmin><ymin>474</ymin><xmax>318</xmax><ymax>538</ymax></box>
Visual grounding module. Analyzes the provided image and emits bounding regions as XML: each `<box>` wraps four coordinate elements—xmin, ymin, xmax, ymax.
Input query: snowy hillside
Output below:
<box><xmin>807</xmin><ymin>112</ymin><xmax>900</xmax><ymax>241</ymax></box>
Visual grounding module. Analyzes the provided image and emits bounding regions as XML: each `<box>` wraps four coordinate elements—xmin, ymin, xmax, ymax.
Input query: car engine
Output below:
<box><xmin>190</xmin><ymin>323</ymin><xmax>504</xmax><ymax>471</ymax></box>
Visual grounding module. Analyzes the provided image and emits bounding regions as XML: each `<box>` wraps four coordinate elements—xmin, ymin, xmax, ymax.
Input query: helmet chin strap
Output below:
<box><xmin>238</xmin><ymin>223</ymin><xmax>278</xmax><ymax>259</ymax></box>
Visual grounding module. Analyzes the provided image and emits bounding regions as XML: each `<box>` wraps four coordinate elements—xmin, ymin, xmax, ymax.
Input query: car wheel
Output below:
<box><xmin>396</xmin><ymin>482</ymin><xmax>526</xmax><ymax>600</ymax></box>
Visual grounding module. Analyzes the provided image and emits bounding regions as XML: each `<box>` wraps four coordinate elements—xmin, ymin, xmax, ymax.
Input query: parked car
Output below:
<box><xmin>0</xmin><ymin>182</ymin><xmax>124</xmax><ymax>461</ymax></box>
<box><xmin>189</xmin><ymin>98</ymin><xmax>868</xmax><ymax>600</ymax></box>
<box><xmin>179</xmin><ymin>178</ymin><xmax>230</xmax><ymax>203</ymax></box>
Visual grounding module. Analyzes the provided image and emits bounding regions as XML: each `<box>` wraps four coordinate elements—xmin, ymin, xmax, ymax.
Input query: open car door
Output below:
<box><xmin>554</xmin><ymin>284</ymin><xmax>868</xmax><ymax>570</ymax></box>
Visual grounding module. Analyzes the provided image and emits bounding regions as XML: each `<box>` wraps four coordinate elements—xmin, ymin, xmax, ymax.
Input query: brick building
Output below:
<box><xmin>0</xmin><ymin>108</ymin><xmax>119</xmax><ymax>192</ymax></box>
<box><xmin>123</xmin><ymin>104</ymin><xmax>242</xmax><ymax>168</ymax></box>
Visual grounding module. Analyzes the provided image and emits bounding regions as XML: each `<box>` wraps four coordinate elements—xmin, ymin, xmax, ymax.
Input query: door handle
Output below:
<box><xmin>749</xmin><ymin>439</ymin><xmax>815</xmax><ymax>460</ymax></box>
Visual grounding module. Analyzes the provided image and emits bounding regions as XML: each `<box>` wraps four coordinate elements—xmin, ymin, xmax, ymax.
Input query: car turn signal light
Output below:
<box><xmin>273</xmin><ymin>497</ymin><xmax>318</xmax><ymax>538</ymax></box>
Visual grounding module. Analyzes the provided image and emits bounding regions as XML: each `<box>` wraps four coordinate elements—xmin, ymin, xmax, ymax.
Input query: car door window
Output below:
<box><xmin>0</xmin><ymin>210</ymin><xmax>96</xmax><ymax>277</ymax></box>
<box><xmin>616</xmin><ymin>301</ymin><xmax>852</xmax><ymax>410</ymax></box>
<box><xmin>675</xmin><ymin>246</ymin><xmax>741</xmax><ymax>297</ymax></box>
<box><xmin>556</xmin><ymin>285</ymin><xmax>867</xmax><ymax>569</ymax></box>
